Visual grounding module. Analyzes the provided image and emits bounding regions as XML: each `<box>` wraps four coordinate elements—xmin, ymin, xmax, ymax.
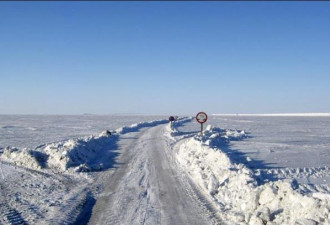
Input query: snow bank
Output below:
<box><xmin>1</xmin><ymin>130</ymin><xmax>114</xmax><ymax>172</ymax></box>
<box><xmin>42</xmin><ymin>131</ymin><xmax>114</xmax><ymax>172</ymax></box>
<box><xmin>1</xmin><ymin>119</ymin><xmax>168</xmax><ymax>172</ymax></box>
<box><xmin>173</xmin><ymin>125</ymin><xmax>330</xmax><ymax>225</ymax></box>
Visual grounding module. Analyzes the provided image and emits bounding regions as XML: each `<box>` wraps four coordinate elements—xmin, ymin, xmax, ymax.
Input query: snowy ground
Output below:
<box><xmin>180</xmin><ymin>115</ymin><xmax>330</xmax><ymax>169</ymax></box>
<box><xmin>0</xmin><ymin>115</ymin><xmax>165</xmax><ymax>149</ymax></box>
<box><xmin>171</xmin><ymin>118</ymin><xmax>329</xmax><ymax>225</ymax></box>
<box><xmin>0</xmin><ymin>115</ymin><xmax>329</xmax><ymax>225</ymax></box>
<box><xmin>176</xmin><ymin>116</ymin><xmax>330</xmax><ymax>186</ymax></box>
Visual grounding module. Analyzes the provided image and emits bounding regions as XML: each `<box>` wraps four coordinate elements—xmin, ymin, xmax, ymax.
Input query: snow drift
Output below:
<box><xmin>170</xmin><ymin>124</ymin><xmax>330</xmax><ymax>225</ymax></box>
<box><xmin>1</xmin><ymin>119</ymin><xmax>168</xmax><ymax>172</ymax></box>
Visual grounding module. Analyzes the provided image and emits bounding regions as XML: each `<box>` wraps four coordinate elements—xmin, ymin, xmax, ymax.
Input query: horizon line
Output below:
<box><xmin>212</xmin><ymin>113</ymin><xmax>330</xmax><ymax>117</ymax></box>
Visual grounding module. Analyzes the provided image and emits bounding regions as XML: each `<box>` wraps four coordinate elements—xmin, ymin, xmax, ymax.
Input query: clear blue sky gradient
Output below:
<box><xmin>1</xmin><ymin>2</ymin><xmax>329</xmax><ymax>115</ymax></box>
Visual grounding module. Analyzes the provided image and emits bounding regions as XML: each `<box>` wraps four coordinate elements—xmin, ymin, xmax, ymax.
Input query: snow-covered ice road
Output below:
<box><xmin>88</xmin><ymin>124</ymin><xmax>221</xmax><ymax>225</ymax></box>
<box><xmin>1</xmin><ymin>117</ymin><xmax>329</xmax><ymax>225</ymax></box>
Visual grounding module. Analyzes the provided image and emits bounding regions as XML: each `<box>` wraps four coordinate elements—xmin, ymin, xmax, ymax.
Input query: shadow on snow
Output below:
<box><xmin>173</xmin><ymin>121</ymin><xmax>280</xmax><ymax>185</ymax></box>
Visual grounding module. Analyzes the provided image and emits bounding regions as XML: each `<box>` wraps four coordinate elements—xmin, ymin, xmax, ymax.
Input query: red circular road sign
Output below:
<box><xmin>196</xmin><ymin>112</ymin><xmax>208</xmax><ymax>124</ymax></box>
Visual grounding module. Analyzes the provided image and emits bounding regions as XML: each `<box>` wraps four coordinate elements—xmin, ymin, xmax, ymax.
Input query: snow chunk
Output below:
<box><xmin>1</xmin><ymin>147</ymin><xmax>44</xmax><ymax>170</ymax></box>
<box><xmin>259</xmin><ymin>185</ymin><xmax>277</xmax><ymax>205</ymax></box>
<box><xmin>195</xmin><ymin>126</ymin><xmax>247</xmax><ymax>148</ymax></box>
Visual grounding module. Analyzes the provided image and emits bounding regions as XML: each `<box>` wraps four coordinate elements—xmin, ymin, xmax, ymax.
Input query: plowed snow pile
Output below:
<box><xmin>172</xmin><ymin>124</ymin><xmax>330</xmax><ymax>225</ymax></box>
<box><xmin>1</xmin><ymin>119</ymin><xmax>167</xmax><ymax>172</ymax></box>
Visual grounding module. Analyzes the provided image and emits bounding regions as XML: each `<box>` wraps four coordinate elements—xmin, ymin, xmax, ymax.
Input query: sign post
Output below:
<box><xmin>169</xmin><ymin>116</ymin><xmax>175</xmax><ymax>128</ymax></box>
<box><xmin>196</xmin><ymin>112</ymin><xmax>208</xmax><ymax>136</ymax></box>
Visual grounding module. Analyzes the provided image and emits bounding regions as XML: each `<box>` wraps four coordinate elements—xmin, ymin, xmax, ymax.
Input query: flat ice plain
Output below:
<box><xmin>0</xmin><ymin>115</ymin><xmax>165</xmax><ymax>149</ymax></box>
<box><xmin>180</xmin><ymin>115</ymin><xmax>330</xmax><ymax>168</ymax></box>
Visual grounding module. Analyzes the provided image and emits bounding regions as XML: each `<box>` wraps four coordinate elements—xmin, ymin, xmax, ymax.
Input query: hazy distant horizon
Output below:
<box><xmin>213</xmin><ymin>113</ymin><xmax>330</xmax><ymax>117</ymax></box>
<box><xmin>1</xmin><ymin>112</ymin><xmax>330</xmax><ymax>117</ymax></box>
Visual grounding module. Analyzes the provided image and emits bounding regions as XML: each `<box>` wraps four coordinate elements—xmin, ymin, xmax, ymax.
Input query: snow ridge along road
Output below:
<box><xmin>173</xmin><ymin>122</ymin><xmax>329</xmax><ymax>225</ymax></box>
<box><xmin>89</xmin><ymin>120</ymin><xmax>220</xmax><ymax>225</ymax></box>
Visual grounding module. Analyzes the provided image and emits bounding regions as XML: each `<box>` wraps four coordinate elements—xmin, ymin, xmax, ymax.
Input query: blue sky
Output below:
<box><xmin>0</xmin><ymin>2</ymin><xmax>329</xmax><ymax>115</ymax></box>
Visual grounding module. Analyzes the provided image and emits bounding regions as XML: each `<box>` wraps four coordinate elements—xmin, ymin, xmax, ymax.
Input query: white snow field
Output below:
<box><xmin>0</xmin><ymin>115</ymin><xmax>329</xmax><ymax>225</ymax></box>
<box><xmin>0</xmin><ymin>115</ymin><xmax>166</xmax><ymax>149</ymax></box>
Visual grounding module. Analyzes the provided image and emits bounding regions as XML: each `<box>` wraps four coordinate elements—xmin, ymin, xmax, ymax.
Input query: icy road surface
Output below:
<box><xmin>88</xmin><ymin>124</ymin><xmax>220</xmax><ymax>225</ymax></box>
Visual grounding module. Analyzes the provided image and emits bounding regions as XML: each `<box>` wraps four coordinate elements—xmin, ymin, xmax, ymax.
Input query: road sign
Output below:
<box><xmin>196</xmin><ymin>112</ymin><xmax>208</xmax><ymax>136</ymax></box>
<box><xmin>196</xmin><ymin>112</ymin><xmax>208</xmax><ymax>124</ymax></box>
<box><xmin>169</xmin><ymin>116</ymin><xmax>175</xmax><ymax>122</ymax></box>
